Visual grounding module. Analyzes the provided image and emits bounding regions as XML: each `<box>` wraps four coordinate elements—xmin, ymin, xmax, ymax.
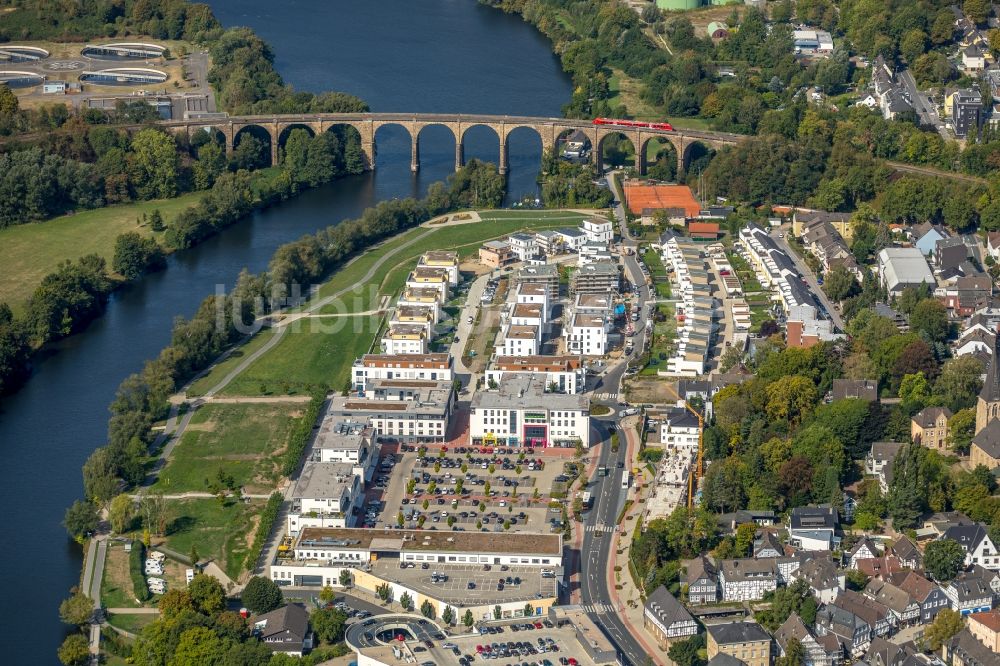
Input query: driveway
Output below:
<box><xmin>768</xmin><ymin>227</ymin><xmax>845</xmax><ymax>331</ymax></box>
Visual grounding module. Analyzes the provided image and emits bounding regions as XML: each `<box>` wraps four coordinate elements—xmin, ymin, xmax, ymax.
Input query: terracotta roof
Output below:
<box><xmin>970</xmin><ymin>609</ymin><xmax>1000</xmax><ymax>632</ymax></box>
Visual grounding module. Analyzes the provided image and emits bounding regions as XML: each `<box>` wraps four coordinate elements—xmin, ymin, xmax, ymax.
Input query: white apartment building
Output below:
<box><xmin>557</xmin><ymin>227</ymin><xmax>587</xmax><ymax>252</ymax></box>
<box><xmin>418</xmin><ymin>250</ymin><xmax>459</xmax><ymax>285</ymax></box>
<box><xmin>578</xmin><ymin>242</ymin><xmax>614</xmax><ymax>266</ymax></box>
<box><xmin>405</xmin><ymin>267</ymin><xmax>450</xmax><ymax>301</ymax></box>
<box><xmin>485</xmin><ymin>355</ymin><xmax>586</xmax><ymax>394</ymax></box>
<box><xmin>313</xmin><ymin>416</ymin><xmax>378</xmax><ymax>483</ymax></box>
<box><xmin>498</xmin><ymin>323</ymin><xmax>540</xmax><ymax>357</ymax></box>
<box><xmin>286</xmin><ymin>462</ymin><xmax>363</xmax><ymax>533</ymax></box>
<box><xmin>510</xmin><ymin>301</ymin><xmax>546</xmax><ymax>327</ymax></box>
<box><xmin>515</xmin><ymin>282</ymin><xmax>551</xmax><ymax>320</ymax></box>
<box><xmin>470</xmin><ymin>373</ymin><xmax>590</xmax><ymax>448</ymax></box>
<box><xmin>508</xmin><ymin>232</ymin><xmax>538</xmax><ymax>261</ymax></box>
<box><xmin>582</xmin><ymin>217</ymin><xmax>614</xmax><ymax>244</ymax></box>
<box><xmin>566</xmin><ymin>312</ymin><xmax>608</xmax><ymax>356</ymax></box>
<box><xmin>657</xmin><ymin>407</ymin><xmax>701</xmax><ymax>451</ymax></box>
<box><xmin>389</xmin><ymin>306</ymin><xmax>435</xmax><ymax>336</ymax></box>
<box><xmin>380</xmin><ymin>324</ymin><xmax>428</xmax><ymax>355</ymax></box>
<box><xmin>397</xmin><ymin>287</ymin><xmax>443</xmax><ymax>320</ymax></box>
<box><xmin>328</xmin><ymin>381</ymin><xmax>454</xmax><ymax>443</ymax></box>
<box><xmin>351</xmin><ymin>353</ymin><xmax>453</xmax><ymax>392</ymax></box>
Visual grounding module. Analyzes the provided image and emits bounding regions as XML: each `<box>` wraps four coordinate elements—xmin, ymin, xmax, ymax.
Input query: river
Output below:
<box><xmin>0</xmin><ymin>1</ymin><xmax>570</xmax><ymax>661</ymax></box>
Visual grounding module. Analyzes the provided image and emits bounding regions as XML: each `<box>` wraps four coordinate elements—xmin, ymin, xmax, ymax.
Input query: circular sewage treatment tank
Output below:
<box><xmin>81</xmin><ymin>43</ymin><xmax>166</xmax><ymax>61</ymax></box>
<box><xmin>0</xmin><ymin>71</ymin><xmax>44</xmax><ymax>88</ymax></box>
<box><xmin>79</xmin><ymin>67</ymin><xmax>167</xmax><ymax>86</ymax></box>
<box><xmin>0</xmin><ymin>46</ymin><xmax>50</xmax><ymax>63</ymax></box>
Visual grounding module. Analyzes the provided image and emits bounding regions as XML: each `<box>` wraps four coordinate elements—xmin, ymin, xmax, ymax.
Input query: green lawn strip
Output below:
<box><xmin>161</xmin><ymin>498</ymin><xmax>263</xmax><ymax>580</ymax></box>
<box><xmin>185</xmin><ymin>327</ymin><xmax>279</xmax><ymax>397</ymax></box>
<box><xmin>100</xmin><ymin>548</ymin><xmax>142</xmax><ymax>610</ymax></box>
<box><xmin>107</xmin><ymin>612</ymin><xmax>156</xmax><ymax>634</ymax></box>
<box><xmin>151</xmin><ymin>403</ymin><xmax>304</xmax><ymax>493</ymax></box>
<box><xmin>641</xmin><ymin>304</ymin><xmax>676</xmax><ymax>376</ymax></box>
<box><xmin>221</xmin><ymin>316</ymin><xmax>380</xmax><ymax>396</ymax></box>
<box><xmin>311</xmin><ymin>226</ymin><xmax>426</xmax><ymax>303</ymax></box>
<box><xmin>0</xmin><ymin>194</ymin><xmax>200</xmax><ymax>314</ymax></box>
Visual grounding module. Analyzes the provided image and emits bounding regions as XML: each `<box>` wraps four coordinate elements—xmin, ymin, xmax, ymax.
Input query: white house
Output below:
<box><xmin>508</xmin><ymin>233</ymin><xmax>538</xmax><ymax>261</ymax></box>
<box><xmin>658</xmin><ymin>407</ymin><xmax>701</xmax><ymax>451</ymax></box>
<box><xmin>498</xmin><ymin>324</ymin><xmax>540</xmax><ymax>357</ymax></box>
<box><xmin>351</xmin><ymin>353</ymin><xmax>453</xmax><ymax>392</ymax></box>
<box><xmin>515</xmin><ymin>283</ymin><xmax>551</xmax><ymax>320</ymax></box>
<box><xmin>286</xmin><ymin>462</ymin><xmax>363</xmax><ymax>533</ymax></box>
<box><xmin>788</xmin><ymin>506</ymin><xmax>839</xmax><ymax>551</ymax></box>
<box><xmin>582</xmin><ymin>217</ymin><xmax>614</xmax><ymax>244</ymax></box>
<box><xmin>565</xmin><ymin>312</ymin><xmax>608</xmax><ymax>356</ymax></box>
<box><xmin>719</xmin><ymin>558</ymin><xmax>779</xmax><ymax>602</ymax></box>
<box><xmin>942</xmin><ymin>524</ymin><xmax>1000</xmax><ymax>570</ymax></box>
<box><xmin>380</xmin><ymin>324</ymin><xmax>428</xmax><ymax>355</ymax></box>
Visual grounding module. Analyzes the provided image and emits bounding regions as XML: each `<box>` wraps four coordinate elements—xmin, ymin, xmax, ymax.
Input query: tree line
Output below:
<box><xmin>65</xmin><ymin>160</ymin><xmax>506</xmax><ymax>539</ymax></box>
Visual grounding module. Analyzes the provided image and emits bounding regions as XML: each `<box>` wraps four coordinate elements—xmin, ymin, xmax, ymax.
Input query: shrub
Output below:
<box><xmin>245</xmin><ymin>492</ymin><xmax>283</xmax><ymax>572</ymax></box>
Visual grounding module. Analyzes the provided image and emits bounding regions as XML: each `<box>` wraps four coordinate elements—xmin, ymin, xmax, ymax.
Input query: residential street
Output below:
<box><xmin>768</xmin><ymin>227</ymin><xmax>846</xmax><ymax>331</ymax></box>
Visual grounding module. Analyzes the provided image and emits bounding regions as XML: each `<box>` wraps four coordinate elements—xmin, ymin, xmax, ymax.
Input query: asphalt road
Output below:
<box><xmin>897</xmin><ymin>69</ymin><xmax>950</xmax><ymax>141</ymax></box>
<box><xmin>577</xmin><ymin>418</ymin><xmax>644</xmax><ymax>666</ymax></box>
<box><xmin>767</xmin><ymin>227</ymin><xmax>846</xmax><ymax>332</ymax></box>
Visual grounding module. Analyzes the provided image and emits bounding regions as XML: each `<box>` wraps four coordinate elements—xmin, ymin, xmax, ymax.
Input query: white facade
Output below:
<box><xmin>470</xmin><ymin>373</ymin><xmax>590</xmax><ymax>448</ymax></box>
<box><xmin>566</xmin><ymin>313</ymin><xmax>608</xmax><ymax>356</ymax></box>
<box><xmin>582</xmin><ymin>218</ymin><xmax>614</xmax><ymax>244</ymax></box>
<box><xmin>515</xmin><ymin>283</ymin><xmax>551</xmax><ymax>320</ymax></box>
<box><xmin>380</xmin><ymin>326</ymin><xmax>428</xmax><ymax>355</ymax></box>
<box><xmin>659</xmin><ymin>410</ymin><xmax>700</xmax><ymax>450</ymax></box>
<box><xmin>351</xmin><ymin>354</ymin><xmax>453</xmax><ymax>391</ymax></box>
<box><xmin>499</xmin><ymin>324</ymin><xmax>540</xmax><ymax>357</ymax></box>
<box><xmin>508</xmin><ymin>233</ymin><xmax>537</xmax><ymax>261</ymax></box>
<box><xmin>485</xmin><ymin>356</ymin><xmax>586</xmax><ymax>395</ymax></box>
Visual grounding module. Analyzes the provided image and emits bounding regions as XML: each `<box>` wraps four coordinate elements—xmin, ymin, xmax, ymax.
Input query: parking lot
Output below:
<box><xmin>362</xmin><ymin>447</ymin><xmax>582</xmax><ymax>534</ymax></box>
<box><xmin>371</xmin><ymin>561</ymin><xmax>558</xmax><ymax>607</ymax></box>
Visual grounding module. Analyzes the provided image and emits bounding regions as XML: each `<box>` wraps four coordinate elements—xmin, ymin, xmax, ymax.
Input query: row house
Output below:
<box><xmin>864</xmin><ymin>578</ymin><xmax>920</xmax><ymax>626</ymax></box>
<box><xmin>515</xmin><ymin>282</ymin><xmax>551</xmax><ymax>320</ymax></box>
<box><xmin>775</xmin><ymin>614</ymin><xmax>841</xmax><ymax>666</ymax></box>
<box><xmin>845</xmin><ymin>538</ymin><xmax>881</xmax><ymax>571</ymax></box>
<box><xmin>884</xmin><ymin>570</ymin><xmax>950</xmax><ymax>624</ymax></box>
<box><xmin>719</xmin><ymin>558</ymin><xmax>779</xmax><ymax>602</ymax></box>
<box><xmin>497</xmin><ymin>324</ymin><xmax>540</xmax><ymax>357</ymax></box>
<box><xmin>738</xmin><ymin>224</ymin><xmax>815</xmax><ymax>314</ymax></box>
<box><xmin>418</xmin><ymin>250</ymin><xmax>459</xmax><ymax>286</ymax></box>
<box><xmin>405</xmin><ymin>266</ymin><xmax>451</xmax><ymax>301</ymax></box>
<box><xmin>684</xmin><ymin>556</ymin><xmax>720</xmax><ymax>605</ymax></box>
<box><xmin>943</xmin><ymin>570</ymin><xmax>994</xmax><ymax>615</ymax></box>
<box><xmin>642</xmin><ymin>586</ymin><xmax>697</xmax><ymax>648</ymax></box>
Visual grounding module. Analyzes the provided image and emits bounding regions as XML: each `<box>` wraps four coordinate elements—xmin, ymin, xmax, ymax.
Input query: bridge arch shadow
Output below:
<box><xmin>277</xmin><ymin>123</ymin><xmax>316</xmax><ymax>165</ymax></box>
<box><xmin>504</xmin><ymin>126</ymin><xmax>544</xmax><ymax>202</ymax></box>
<box><xmin>681</xmin><ymin>140</ymin><xmax>716</xmax><ymax>179</ymax></box>
<box><xmin>597</xmin><ymin>131</ymin><xmax>636</xmax><ymax>172</ymax></box>
<box><xmin>414</xmin><ymin>123</ymin><xmax>457</xmax><ymax>172</ymax></box>
<box><xmin>233</xmin><ymin>125</ymin><xmax>273</xmax><ymax>169</ymax></box>
<box><xmin>641</xmin><ymin>137</ymin><xmax>679</xmax><ymax>181</ymax></box>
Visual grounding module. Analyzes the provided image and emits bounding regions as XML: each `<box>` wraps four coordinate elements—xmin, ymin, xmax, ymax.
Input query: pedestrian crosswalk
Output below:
<box><xmin>581</xmin><ymin>603</ymin><xmax>615</xmax><ymax>614</ymax></box>
<box><xmin>593</xmin><ymin>392</ymin><xmax>618</xmax><ymax>400</ymax></box>
<box><xmin>586</xmin><ymin>524</ymin><xmax>617</xmax><ymax>533</ymax></box>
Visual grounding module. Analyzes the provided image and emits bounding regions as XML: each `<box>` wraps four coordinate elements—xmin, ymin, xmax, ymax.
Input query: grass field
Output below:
<box><xmin>152</xmin><ymin>403</ymin><xmax>304</xmax><ymax>493</ymax></box>
<box><xmin>100</xmin><ymin>543</ymin><xmax>141</xmax><ymax>609</ymax></box>
<box><xmin>186</xmin><ymin>328</ymin><xmax>279</xmax><ymax>397</ymax></box>
<box><xmin>642</xmin><ymin>247</ymin><xmax>672</xmax><ymax>299</ymax></box>
<box><xmin>161</xmin><ymin>498</ymin><xmax>263</xmax><ymax>580</ymax></box>
<box><xmin>222</xmin><ymin>317</ymin><xmax>381</xmax><ymax>396</ymax></box>
<box><xmin>107</xmin><ymin>613</ymin><xmax>156</xmax><ymax>635</ymax></box>
<box><xmin>0</xmin><ymin>194</ymin><xmax>200</xmax><ymax>313</ymax></box>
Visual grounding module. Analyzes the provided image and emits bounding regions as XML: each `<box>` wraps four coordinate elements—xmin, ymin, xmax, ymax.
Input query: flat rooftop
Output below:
<box><xmin>291</xmin><ymin>462</ymin><xmax>355</xmax><ymax>500</ymax></box>
<box><xmin>358</xmin><ymin>353</ymin><xmax>450</xmax><ymax>368</ymax></box>
<box><xmin>315</xmin><ymin>416</ymin><xmax>371</xmax><ymax>451</ymax></box>
<box><xmin>370</xmin><ymin>560</ymin><xmax>557</xmax><ymax>606</ymax></box>
<box><xmin>575</xmin><ymin>293</ymin><xmax>612</xmax><ymax>309</ymax></box>
<box><xmin>506</xmin><ymin>324</ymin><xmax>539</xmax><ymax>340</ymax></box>
<box><xmin>518</xmin><ymin>283</ymin><xmax>547</xmax><ymax>295</ymax></box>
<box><xmin>493</xmin><ymin>355</ymin><xmax>583</xmax><ymax>372</ymax></box>
<box><xmin>572</xmin><ymin>313</ymin><xmax>606</xmax><ymax>328</ymax></box>
<box><xmin>472</xmin><ymin>373</ymin><xmax>588</xmax><ymax>412</ymax></box>
<box><xmin>296</xmin><ymin>527</ymin><xmax>562</xmax><ymax>556</ymax></box>
<box><xmin>512</xmin><ymin>303</ymin><xmax>543</xmax><ymax>319</ymax></box>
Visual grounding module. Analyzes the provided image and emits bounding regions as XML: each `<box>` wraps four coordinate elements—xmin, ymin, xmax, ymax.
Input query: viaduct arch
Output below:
<box><xmin>166</xmin><ymin>113</ymin><xmax>744</xmax><ymax>175</ymax></box>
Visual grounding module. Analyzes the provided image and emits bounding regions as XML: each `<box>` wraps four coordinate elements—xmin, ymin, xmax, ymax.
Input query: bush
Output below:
<box><xmin>129</xmin><ymin>540</ymin><xmax>151</xmax><ymax>602</ymax></box>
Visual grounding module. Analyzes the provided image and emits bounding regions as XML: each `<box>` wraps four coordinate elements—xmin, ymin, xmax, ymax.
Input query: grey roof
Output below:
<box><xmin>869</xmin><ymin>441</ymin><xmax>904</xmax><ymax>463</ymax></box>
<box><xmin>865</xmin><ymin>578</ymin><xmax>915</xmax><ymax>614</ymax></box>
<box><xmin>796</xmin><ymin>557</ymin><xmax>841</xmax><ymax>590</ymax></box>
<box><xmin>471</xmin><ymin>373</ymin><xmax>588</xmax><ymax>411</ymax></box>
<box><xmin>789</xmin><ymin>506</ymin><xmax>838</xmax><ymax>531</ymax></box>
<box><xmin>774</xmin><ymin>614</ymin><xmax>814</xmax><ymax>652</ymax></box>
<box><xmin>980</xmin><ymin>333</ymin><xmax>1000</xmax><ymax>402</ymax></box>
<box><xmin>706</xmin><ymin>621</ymin><xmax>771</xmax><ymax>645</ymax></box>
<box><xmin>721</xmin><ymin>558</ymin><xmax>778</xmax><ymax>582</ymax></box>
<box><xmin>847</xmin><ymin>538</ymin><xmax>880</xmax><ymax>559</ymax></box>
<box><xmin>878</xmin><ymin>248</ymin><xmax>933</xmax><ymax>291</ymax></box>
<box><xmin>912</xmin><ymin>406</ymin><xmax>952</xmax><ymax>428</ymax></box>
<box><xmin>291</xmin><ymin>462</ymin><xmax>355</xmax><ymax>501</ymax></box>
<box><xmin>889</xmin><ymin>535</ymin><xmax>921</xmax><ymax>563</ymax></box>
<box><xmin>946</xmin><ymin>572</ymin><xmax>992</xmax><ymax>601</ymax></box>
<box><xmin>644</xmin><ymin>585</ymin><xmax>695</xmax><ymax>628</ymax></box>
<box><xmin>946</xmin><ymin>629</ymin><xmax>997</xmax><ymax>666</ymax></box>
<box><xmin>254</xmin><ymin>603</ymin><xmax>310</xmax><ymax>643</ymax></box>
<box><xmin>942</xmin><ymin>523</ymin><xmax>991</xmax><ymax>552</ymax></box>
<box><xmin>832</xmin><ymin>379</ymin><xmax>878</xmax><ymax>401</ymax></box>
<box><xmin>707</xmin><ymin>655</ymin><xmax>746</xmax><ymax>666</ymax></box>
<box><xmin>684</xmin><ymin>556</ymin><xmax>718</xmax><ymax>585</ymax></box>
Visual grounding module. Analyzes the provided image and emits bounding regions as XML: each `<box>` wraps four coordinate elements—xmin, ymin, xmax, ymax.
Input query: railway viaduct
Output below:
<box><xmin>158</xmin><ymin>113</ymin><xmax>746</xmax><ymax>175</ymax></box>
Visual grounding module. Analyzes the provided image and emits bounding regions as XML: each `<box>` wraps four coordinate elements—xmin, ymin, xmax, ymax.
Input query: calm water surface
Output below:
<box><xmin>0</xmin><ymin>1</ymin><xmax>569</xmax><ymax>660</ymax></box>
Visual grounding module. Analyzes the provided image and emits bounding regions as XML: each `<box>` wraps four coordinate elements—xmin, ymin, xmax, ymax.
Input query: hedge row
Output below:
<box><xmin>245</xmin><ymin>492</ymin><xmax>283</xmax><ymax>573</ymax></box>
<box><xmin>129</xmin><ymin>540</ymin><xmax>151</xmax><ymax>602</ymax></box>
<box><xmin>281</xmin><ymin>392</ymin><xmax>326</xmax><ymax>476</ymax></box>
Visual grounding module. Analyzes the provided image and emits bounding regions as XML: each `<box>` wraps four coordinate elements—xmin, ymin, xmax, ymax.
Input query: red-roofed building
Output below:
<box><xmin>688</xmin><ymin>221</ymin><xmax>720</xmax><ymax>240</ymax></box>
<box><xmin>969</xmin><ymin>609</ymin><xmax>1000</xmax><ymax>651</ymax></box>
